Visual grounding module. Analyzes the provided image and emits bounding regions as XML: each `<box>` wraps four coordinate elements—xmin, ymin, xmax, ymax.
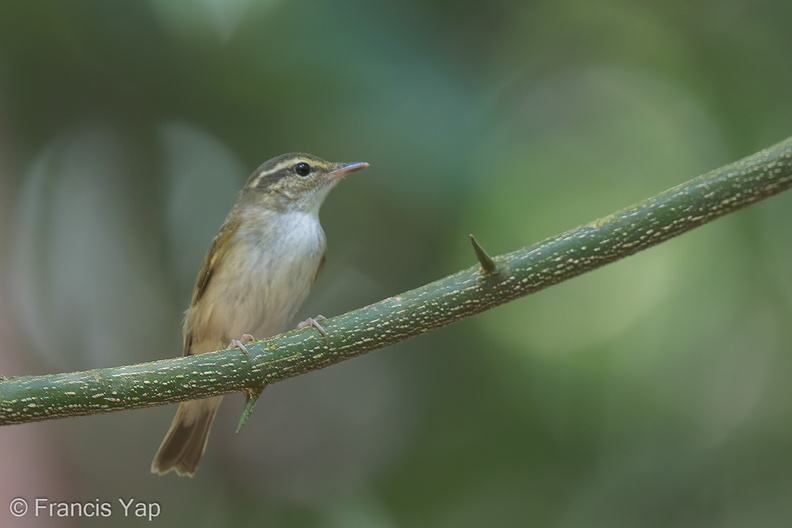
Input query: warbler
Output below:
<box><xmin>151</xmin><ymin>152</ymin><xmax>368</xmax><ymax>477</ymax></box>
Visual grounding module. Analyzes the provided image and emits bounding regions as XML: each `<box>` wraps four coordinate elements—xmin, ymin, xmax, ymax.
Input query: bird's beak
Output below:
<box><xmin>329</xmin><ymin>161</ymin><xmax>369</xmax><ymax>180</ymax></box>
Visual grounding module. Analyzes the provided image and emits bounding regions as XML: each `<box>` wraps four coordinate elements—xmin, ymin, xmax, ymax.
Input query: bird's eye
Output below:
<box><xmin>294</xmin><ymin>162</ymin><xmax>311</xmax><ymax>177</ymax></box>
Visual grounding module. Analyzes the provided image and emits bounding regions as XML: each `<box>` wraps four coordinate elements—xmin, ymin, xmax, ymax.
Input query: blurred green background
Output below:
<box><xmin>1</xmin><ymin>0</ymin><xmax>792</xmax><ymax>526</ymax></box>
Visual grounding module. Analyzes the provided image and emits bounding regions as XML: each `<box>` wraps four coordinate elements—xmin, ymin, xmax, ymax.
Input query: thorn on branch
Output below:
<box><xmin>469</xmin><ymin>234</ymin><xmax>500</xmax><ymax>275</ymax></box>
<box><xmin>236</xmin><ymin>386</ymin><xmax>265</xmax><ymax>433</ymax></box>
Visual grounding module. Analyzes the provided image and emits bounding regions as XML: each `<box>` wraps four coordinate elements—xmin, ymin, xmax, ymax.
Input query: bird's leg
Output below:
<box><xmin>228</xmin><ymin>333</ymin><xmax>255</xmax><ymax>356</ymax></box>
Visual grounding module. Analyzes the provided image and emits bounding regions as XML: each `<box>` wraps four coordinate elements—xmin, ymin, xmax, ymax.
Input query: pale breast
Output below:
<box><xmin>187</xmin><ymin>210</ymin><xmax>326</xmax><ymax>346</ymax></box>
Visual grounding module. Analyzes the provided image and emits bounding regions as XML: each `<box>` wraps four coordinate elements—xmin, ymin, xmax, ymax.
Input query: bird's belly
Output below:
<box><xmin>223</xmin><ymin>249</ymin><xmax>320</xmax><ymax>338</ymax></box>
<box><xmin>189</xmin><ymin>215</ymin><xmax>326</xmax><ymax>345</ymax></box>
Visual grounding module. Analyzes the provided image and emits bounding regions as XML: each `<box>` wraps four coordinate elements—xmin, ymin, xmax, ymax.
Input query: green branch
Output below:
<box><xmin>2</xmin><ymin>136</ymin><xmax>792</xmax><ymax>426</ymax></box>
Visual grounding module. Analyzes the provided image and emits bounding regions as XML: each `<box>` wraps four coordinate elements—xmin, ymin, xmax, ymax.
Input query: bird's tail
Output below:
<box><xmin>151</xmin><ymin>396</ymin><xmax>223</xmax><ymax>477</ymax></box>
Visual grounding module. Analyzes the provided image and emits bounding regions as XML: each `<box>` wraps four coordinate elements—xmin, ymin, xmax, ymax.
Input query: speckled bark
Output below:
<box><xmin>2</xmin><ymin>137</ymin><xmax>792</xmax><ymax>425</ymax></box>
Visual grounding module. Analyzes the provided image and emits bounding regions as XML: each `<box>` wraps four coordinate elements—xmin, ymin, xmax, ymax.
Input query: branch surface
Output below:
<box><xmin>2</xmin><ymin>136</ymin><xmax>792</xmax><ymax>425</ymax></box>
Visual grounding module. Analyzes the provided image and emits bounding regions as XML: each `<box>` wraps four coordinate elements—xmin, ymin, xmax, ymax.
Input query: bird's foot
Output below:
<box><xmin>228</xmin><ymin>334</ymin><xmax>255</xmax><ymax>356</ymax></box>
<box><xmin>297</xmin><ymin>315</ymin><xmax>328</xmax><ymax>343</ymax></box>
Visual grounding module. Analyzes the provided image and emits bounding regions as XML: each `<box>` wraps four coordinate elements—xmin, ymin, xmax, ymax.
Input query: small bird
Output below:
<box><xmin>151</xmin><ymin>152</ymin><xmax>368</xmax><ymax>477</ymax></box>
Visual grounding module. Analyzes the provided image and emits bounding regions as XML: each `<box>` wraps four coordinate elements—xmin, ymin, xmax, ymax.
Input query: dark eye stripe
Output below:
<box><xmin>244</xmin><ymin>156</ymin><xmax>326</xmax><ymax>190</ymax></box>
<box><xmin>248</xmin><ymin>167</ymin><xmax>291</xmax><ymax>190</ymax></box>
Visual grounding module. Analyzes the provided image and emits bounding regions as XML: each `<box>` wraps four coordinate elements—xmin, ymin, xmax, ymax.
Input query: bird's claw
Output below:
<box><xmin>297</xmin><ymin>315</ymin><xmax>329</xmax><ymax>343</ymax></box>
<box><xmin>228</xmin><ymin>333</ymin><xmax>255</xmax><ymax>356</ymax></box>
